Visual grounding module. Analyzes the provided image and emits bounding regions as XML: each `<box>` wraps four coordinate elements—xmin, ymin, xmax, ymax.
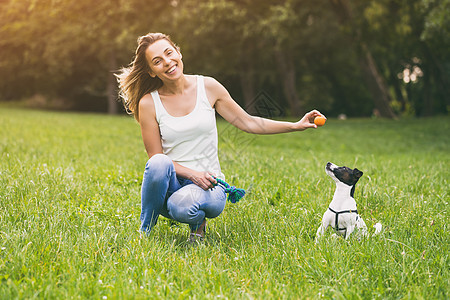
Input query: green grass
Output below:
<box><xmin>0</xmin><ymin>107</ymin><xmax>448</xmax><ymax>299</ymax></box>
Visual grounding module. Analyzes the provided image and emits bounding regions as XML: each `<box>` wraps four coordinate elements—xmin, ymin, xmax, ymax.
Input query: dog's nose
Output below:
<box><xmin>327</xmin><ymin>162</ymin><xmax>332</xmax><ymax>167</ymax></box>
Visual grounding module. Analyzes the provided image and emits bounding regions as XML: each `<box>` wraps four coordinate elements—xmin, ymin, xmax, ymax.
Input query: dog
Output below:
<box><xmin>315</xmin><ymin>162</ymin><xmax>381</xmax><ymax>241</ymax></box>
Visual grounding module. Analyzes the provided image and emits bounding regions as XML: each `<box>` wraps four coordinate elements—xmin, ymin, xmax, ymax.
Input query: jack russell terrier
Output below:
<box><xmin>316</xmin><ymin>162</ymin><xmax>382</xmax><ymax>241</ymax></box>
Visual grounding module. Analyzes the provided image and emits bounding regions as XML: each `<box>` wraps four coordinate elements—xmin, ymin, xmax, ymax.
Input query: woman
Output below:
<box><xmin>116</xmin><ymin>33</ymin><xmax>325</xmax><ymax>243</ymax></box>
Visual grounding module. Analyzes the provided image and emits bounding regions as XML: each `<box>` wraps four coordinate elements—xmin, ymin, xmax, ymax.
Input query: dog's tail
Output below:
<box><xmin>373</xmin><ymin>223</ymin><xmax>382</xmax><ymax>235</ymax></box>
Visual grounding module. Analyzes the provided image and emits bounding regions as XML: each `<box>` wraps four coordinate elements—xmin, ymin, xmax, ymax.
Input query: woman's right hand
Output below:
<box><xmin>189</xmin><ymin>171</ymin><xmax>217</xmax><ymax>190</ymax></box>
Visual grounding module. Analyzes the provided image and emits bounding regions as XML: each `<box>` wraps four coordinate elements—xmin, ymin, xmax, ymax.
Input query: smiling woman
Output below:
<box><xmin>115</xmin><ymin>32</ymin><xmax>325</xmax><ymax>243</ymax></box>
<box><xmin>147</xmin><ymin>42</ymin><xmax>183</xmax><ymax>79</ymax></box>
<box><xmin>116</xmin><ymin>33</ymin><xmax>180</xmax><ymax>120</ymax></box>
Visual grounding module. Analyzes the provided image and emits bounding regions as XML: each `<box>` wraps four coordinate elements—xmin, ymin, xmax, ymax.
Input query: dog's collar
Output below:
<box><xmin>328</xmin><ymin>207</ymin><xmax>359</xmax><ymax>233</ymax></box>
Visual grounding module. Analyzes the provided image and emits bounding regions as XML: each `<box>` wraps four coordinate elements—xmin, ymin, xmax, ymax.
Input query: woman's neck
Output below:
<box><xmin>158</xmin><ymin>74</ymin><xmax>189</xmax><ymax>96</ymax></box>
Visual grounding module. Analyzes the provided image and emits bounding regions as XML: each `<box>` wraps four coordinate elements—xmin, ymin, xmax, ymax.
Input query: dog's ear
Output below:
<box><xmin>353</xmin><ymin>168</ymin><xmax>363</xmax><ymax>178</ymax></box>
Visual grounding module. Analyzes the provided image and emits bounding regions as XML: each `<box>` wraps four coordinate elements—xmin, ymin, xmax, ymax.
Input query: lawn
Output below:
<box><xmin>0</xmin><ymin>107</ymin><xmax>448</xmax><ymax>299</ymax></box>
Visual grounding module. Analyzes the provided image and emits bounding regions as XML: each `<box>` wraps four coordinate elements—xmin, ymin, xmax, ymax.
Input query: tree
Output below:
<box><xmin>354</xmin><ymin>0</ymin><xmax>449</xmax><ymax>116</ymax></box>
<box><xmin>329</xmin><ymin>0</ymin><xmax>398</xmax><ymax>118</ymax></box>
<box><xmin>174</xmin><ymin>0</ymin><xmax>341</xmax><ymax>117</ymax></box>
<box><xmin>419</xmin><ymin>0</ymin><xmax>450</xmax><ymax>115</ymax></box>
<box><xmin>0</xmin><ymin>0</ymin><xmax>174</xmax><ymax>113</ymax></box>
<box><xmin>1</xmin><ymin>0</ymin><xmax>446</xmax><ymax>117</ymax></box>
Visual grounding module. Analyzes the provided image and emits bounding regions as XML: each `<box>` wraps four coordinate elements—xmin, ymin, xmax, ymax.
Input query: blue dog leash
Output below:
<box><xmin>214</xmin><ymin>178</ymin><xmax>246</xmax><ymax>203</ymax></box>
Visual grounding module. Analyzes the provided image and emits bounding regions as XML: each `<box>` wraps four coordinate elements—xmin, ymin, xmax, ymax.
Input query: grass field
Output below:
<box><xmin>0</xmin><ymin>107</ymin><xmax>448</xmax><ymax>299</ymax></box>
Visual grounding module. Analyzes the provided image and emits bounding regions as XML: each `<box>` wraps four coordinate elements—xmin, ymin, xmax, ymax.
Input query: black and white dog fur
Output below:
<box><xmin>316</xmin><ymin>162</ymin><xmax>381</xmax><ymax>241</ymax></box>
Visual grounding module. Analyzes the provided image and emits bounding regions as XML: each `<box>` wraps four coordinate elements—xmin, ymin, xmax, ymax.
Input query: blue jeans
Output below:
<box><xmin>140</xmin><ymin>154</ymin><xmax>227</xmax><ymax>234</ymax></box>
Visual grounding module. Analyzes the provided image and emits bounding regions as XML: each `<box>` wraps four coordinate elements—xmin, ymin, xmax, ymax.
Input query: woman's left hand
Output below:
<box><xmin>189</xmin><ymin>171</ymin><xmax>217</xmax><ymax>191</ymax></box>
<box><xmin>293</xmin><ymin>110</ymin><xmax>326</xmax><ymax>131</ymax></box>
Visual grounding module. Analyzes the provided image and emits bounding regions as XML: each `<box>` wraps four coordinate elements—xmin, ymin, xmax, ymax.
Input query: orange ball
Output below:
<box><xmin>314</xmin><ymin>116</ymin><xmax>326</xmax><ymax>126</ymax></box>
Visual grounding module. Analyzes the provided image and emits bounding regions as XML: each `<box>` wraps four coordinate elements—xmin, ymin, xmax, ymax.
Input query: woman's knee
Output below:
<box><xmin>144</xmin><ymin>154</ymin><xmax>173</xmax><ymax>180</ymax></box>
<box><xmin>167</xmin><ymin>189</ymin><xmax>193</xmax><ymax>222</ymax></box>
<box><xmin>167</xmin><ymin>185</ymin><xmax>226</xmax><ymax>223</ymax></box>
<box><xmin>203</xmin><ymin>188</ymin><xmax>226</xmax><ymax>218</ymax></box>
<box><xmin>167</xmin><ymin>185</ymin><xmax>202</xmax><ymax>223</ymax></box>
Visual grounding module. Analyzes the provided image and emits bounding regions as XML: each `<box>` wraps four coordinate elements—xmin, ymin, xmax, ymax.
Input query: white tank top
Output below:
<box><xmin>151</xmin><ymin>75</ymin><xmax>225</xmax><ymax>180</ymax></box>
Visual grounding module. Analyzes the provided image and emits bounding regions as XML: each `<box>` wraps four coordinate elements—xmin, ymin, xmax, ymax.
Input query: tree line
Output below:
<box><xmin>0</xmin><ymin>0</ymin><xmax>448</xmax><ymax>118</ymax></box>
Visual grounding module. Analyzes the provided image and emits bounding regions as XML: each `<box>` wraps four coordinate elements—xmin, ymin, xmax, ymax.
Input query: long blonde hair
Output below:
<box><xmin>116</xmin><ymin>33</ymin><xmax>179</xmax><ymax>121</ymax></box>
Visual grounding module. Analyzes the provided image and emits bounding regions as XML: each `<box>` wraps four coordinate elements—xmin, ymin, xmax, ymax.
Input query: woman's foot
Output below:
<box><xmin>188</xmin><ymin>233</ymin><xmax>203</xmax><ymax>244</ymax></box>
<box><xmin>188</xmin><ymin>219</ymin><xmax>206</xmax><ymax>244</ymax></box>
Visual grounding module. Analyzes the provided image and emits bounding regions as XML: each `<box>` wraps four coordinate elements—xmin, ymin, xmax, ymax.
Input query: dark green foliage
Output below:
<box><xmin>0</xmin><ymin>0</ymin><xmax>448</xmax><ymax>116</ymax></box>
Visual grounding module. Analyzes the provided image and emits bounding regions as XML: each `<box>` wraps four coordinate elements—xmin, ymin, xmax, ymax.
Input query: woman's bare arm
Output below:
<box><xmin>204</xmin><ymin>77</ymin><xmax>325</xmax><ymax>134</ymax></box>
